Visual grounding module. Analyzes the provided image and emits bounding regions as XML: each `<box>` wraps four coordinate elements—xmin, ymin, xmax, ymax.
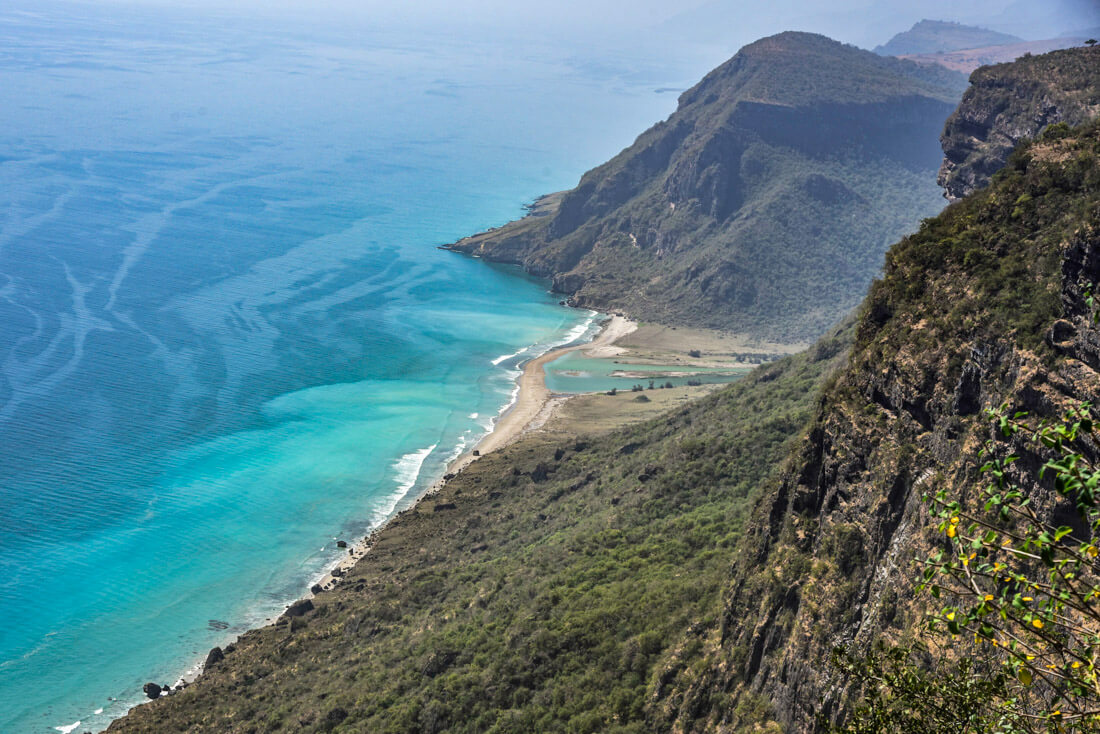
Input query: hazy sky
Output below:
<box><xmin>33</xmin><ymin>0</ymin><xmax>1100</xmax><ymax>51</ymax></box>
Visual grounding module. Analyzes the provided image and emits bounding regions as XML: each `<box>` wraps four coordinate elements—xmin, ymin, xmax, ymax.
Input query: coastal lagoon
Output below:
<box><xmin>0</xmin><ymin>4</ymin><xmax>708</xmax><ymax>731</ymax></box>
<box><xmin>544</xmin><ymin>351</ymin><xmax>750</xmax><ymax>394</ymax></box>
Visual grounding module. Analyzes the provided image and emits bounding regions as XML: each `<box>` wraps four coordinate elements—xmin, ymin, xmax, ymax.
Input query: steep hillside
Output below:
<box><xmin>107</xmin><ymin>322</ymin><xmax>852</xmax><ymax>733</ymax></box>
<box><xmin>873</xmin><ymin>20</ymin><xmax>1021</xmax><ymax>57</ymax></box>
<box><xmin>445</xmin><ymin>33</ymin><xmax>964</xmax><ymax>344</ymax></box>
<box><xmin>939</xmin><ymin>44</ymin><xmax>1100</xmax><ymax>200</ymax></box>
<box><xmin>654</xmin><ymin>120</ymin><xmax>1100</xmax><ymax>733</ymax></box>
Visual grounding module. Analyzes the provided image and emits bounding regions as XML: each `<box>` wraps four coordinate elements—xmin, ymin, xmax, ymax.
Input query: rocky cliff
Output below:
<box><xmin>445</xmin><ymin>32</ymin><xmax>964</xmax><ymax>343</ymax></box>
<box><xmin>939</xmin><ymin>44</ymin><xmax>1100</xmax><ymax>200</ymax></box>
<box><xmin>653</xmin><ymin>119</ymin><xmax>1100</xmax><ymax>733</ymax></box>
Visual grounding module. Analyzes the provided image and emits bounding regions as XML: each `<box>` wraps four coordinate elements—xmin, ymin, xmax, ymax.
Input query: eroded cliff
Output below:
<box><xmin>939</xmin><ymin>44</ymin><xmax>1100</xmax><ymax>200</ymax></box>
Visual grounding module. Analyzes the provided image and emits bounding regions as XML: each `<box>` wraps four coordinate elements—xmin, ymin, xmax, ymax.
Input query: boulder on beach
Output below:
<box><xmin>336</xmin><ymin>540</ymin><xmax>348</xmax><ymax>548</ymax></box>
<box><xmin>142</xmin><ymin>682</ymin><xmax>162</xmax><ymax>700</ymax></box>
<box><xmin>284</xmin><ymin>599</ymin><xmax>314</xmax><ymax>618</ymax></box>
<box><xmin>204</xmin><ymin>646</ymin><xmax>224</xmax><ymax>669</ymax></box>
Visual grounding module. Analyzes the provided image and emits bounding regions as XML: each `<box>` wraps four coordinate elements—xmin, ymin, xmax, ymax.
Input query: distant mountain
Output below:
<box><xmin>939</xmin><ymin>44</ymin><xmax>1100</xmax><ymax>200</ymax></box>
<box><xmin>445</xmin><ymin>33</ymin><xmax>965</xmax><ymax>344</ymax></box>
<box><xmin>896</xmin><ymin>35</ymin><xmax>1090</xmax><ymax>74</ymax></box>
<box><xmin>873</xmin><ymin>19</ymin><xmax>1022</xmax><ymax>56</ymax></box>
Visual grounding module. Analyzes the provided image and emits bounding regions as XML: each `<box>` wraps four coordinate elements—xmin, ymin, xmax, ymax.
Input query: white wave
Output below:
<box><xmin>445</xmin><ymin>436</ymin><xmax>468</xmax><ymax>464</ymax></box>
<box><xmin>468</xmin><ymin>412</ymin><xmax>478</xmax><ymax>420</ymax></box>
<box><xmin>94</xmin><ymin>708</ymin><xmax>104</xmax><ymax>715</ymax></box>
<box><xmin>552</xmin><ymin>310</ymin><xmax>599</xmax><ymax>349</ymax></box>
<box><xmin>370</xmin><ymin>444</ymin><xmax>437</xmax><ymax>525</ymax></box>
<box><xmin>491</xmin><ymin>347</ymin><xmax>527</xmax><ymax>366</ymax></box>
<box><xmin>55</xmin><ymin>722</ymin><xmax>80</xmax><ymax>734</ymax></box>
<box><xmin>490</xmin><ymin>310</ymin><xmax>599</xmax><ymax>370</ymax></box>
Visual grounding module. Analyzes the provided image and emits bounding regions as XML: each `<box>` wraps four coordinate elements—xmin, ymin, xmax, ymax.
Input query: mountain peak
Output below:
<box><xmin>874</xmin><ymin>19</ymin><xmax>1023</xmax><ymax>57</ymax></box>
<box><xmin>679</xmin><ymin>30</ymin><xmax>964</xmax><ymax>113</ymax></box>
<box><xmin>444</xmin><ymin>33</ymin><xmax>964</xmax><ymax>343</ymax></box>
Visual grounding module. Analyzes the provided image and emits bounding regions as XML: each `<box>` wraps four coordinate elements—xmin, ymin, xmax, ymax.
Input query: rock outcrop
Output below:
<box><xmin>653</xmin><ymin>120</ymin><xmax>1100</xmax><ymax>732</ymax></box>
<box><xmin>939</xmin><ymin>44</ymin><xmax>1100</xmax><ymax>200</ymax></box>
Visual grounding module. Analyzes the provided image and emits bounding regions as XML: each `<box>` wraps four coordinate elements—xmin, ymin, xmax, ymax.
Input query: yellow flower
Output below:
<box><xmin>1023</xmin><ymin>596</ymin><xmax>1033</xmax><ymax>602</ymax></box>
<box><xmin>947</xmin><ymin>525</ymin><xmax>956</xmax><ymax>538</ymax></box>
<box><xmin>1073</xmin><ymin>662</ymin><xmax>1083</xmax><ymax>669</ymax></box>
<box><xmin>1088</xmin><ymin>545</ymin><xmax>1099</xmax><ymax>558</ymax></box>
<box><xmin>946</xmin><ymin>612</ymin><xmax>956</xmax><ymax>621</ymax></box>
<box><xmin>1033</xmin><ymin>618</ymin><xmax>1045</xmax><ymax>629</ymax></box>
<box><xmin>950</xmin><ymin>516</ymin><xmax>959</xmax><ymax>525</ymax></box>
<box><xmin>984</xmin><ymin>594</ymin><xmax>994</xmax><ymax>601</ymax></box>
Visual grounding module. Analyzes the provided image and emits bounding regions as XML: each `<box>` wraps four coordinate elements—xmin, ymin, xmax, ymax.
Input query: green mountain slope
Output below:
<box><xmin>873</xmin><ymin>20</ymin><xmax>1022</xmax><ymax>57</ymax></box>
<box><xmin>939</xmin><ymin>44</ymin><xmax>1100</xmax><ymax>200</ymax></box>
<box><xmin>444</xmin><ymin>32</ymin><xmax>965</xmax><ymax>344</ymax></box>
<box><xmin>654</xmin><ymin>119</ymin><xmax>1100</xmax><ymax>733</ymax></box>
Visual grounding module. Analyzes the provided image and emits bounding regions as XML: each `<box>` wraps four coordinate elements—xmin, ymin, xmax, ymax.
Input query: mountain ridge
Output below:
<box><xmin>444</xmin><ymin>32</ymin><xmax>964</xmax><ymax>344</ymax></box>
<box><xmin>873</xmin><ymin>19</ymin><xmax>1023</xmax><ymax>57</ymax></box>
<box><xmin>102</xmin><ymin>40</ymin><xmax>1100</xmax><ymax>734</ymax></box>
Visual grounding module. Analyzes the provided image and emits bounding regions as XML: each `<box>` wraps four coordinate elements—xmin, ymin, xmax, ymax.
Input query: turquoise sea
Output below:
<box><xmin>0</xmin><ymin>4</ymin><xmax>711</xmax><ymax>731</ymax></box>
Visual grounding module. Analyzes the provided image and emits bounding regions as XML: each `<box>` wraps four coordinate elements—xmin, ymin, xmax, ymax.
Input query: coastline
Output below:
<box><xmin>146</xmin><ymin>313</ymin><xmax>623</xmax><ymax>702</ymax></box>
<box><xmin>309</xmin><ymin>313</ymin><xmax>636</xmax><ymax>594</ymax></box>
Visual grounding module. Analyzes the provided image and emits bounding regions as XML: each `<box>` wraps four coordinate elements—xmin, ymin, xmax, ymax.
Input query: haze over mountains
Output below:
<box><xmin>660</xmin><ymin>0</ymin><xmax>1100</xmax><ymax>52</ymax></box>
<box><xmin>872</xmin><ymin>20</ymin><xmax>1022</xmax><ymax>56</ymax></box>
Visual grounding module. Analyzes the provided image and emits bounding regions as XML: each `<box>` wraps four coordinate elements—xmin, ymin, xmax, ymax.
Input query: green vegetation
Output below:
<box><xmin>651</xmin><ymin>120</ymin><xmax>1100</xmax><ymax>732</ymax></box>
<box><xmin>873</xmin><ymin>20</ymin><xmax>1023</xmax><ymax>57</ymax></box>
<box><xmin>446</xmin><ymin>32</ymin><xmax>964</xmax><ymax>343</ymax></box>
<box><xmin>859</xmin><ymin>118</ymin><xmax>1100</xmax><ymax>372</ymax></box>
<box><xmin>838</xmin><ymin>402</ymin><xmax>1100</xmax><ymax>732</ymax></box>
<box><xmin>108</xmin><ymin>324</ymin><xmax>851</xmax><ymax>733</ymax></box>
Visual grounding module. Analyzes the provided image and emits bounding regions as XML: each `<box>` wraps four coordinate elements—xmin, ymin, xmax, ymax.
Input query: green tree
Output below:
<box><xmin>836</xmin><ymin>402</ymin><xmax>1100</xmax><ymax>733</ymax></box>
<box><xmin>920</xmin><ymin>403</ymin><xmax>1100</xmax><ymax>731</ymax></box>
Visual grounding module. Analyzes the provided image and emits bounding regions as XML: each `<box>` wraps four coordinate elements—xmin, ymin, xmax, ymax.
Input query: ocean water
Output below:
<box><xmin>544</xmin><ymin>351</ymin><xmax>750</xmax><ymax>394</ymax></box>
<box><xmin>0</xmin><ymin>4</ymin><xmax>706</xmax><ymax>732</ymax></box>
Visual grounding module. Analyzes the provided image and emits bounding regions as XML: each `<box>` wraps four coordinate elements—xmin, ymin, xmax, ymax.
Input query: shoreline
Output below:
<box><xmin>142</xmin><ymin>309</ymin><xmax>777</xmax><ymax>717</ymax></box>
<box><xmin>308</xmin><ymin>313</ymin><xmax>637</xmax><ymax>594</ymax></box>
<box><xmin>153</xmin><ymin>313</ymin><xmax>630</xmax><ymax>703</ymax></box>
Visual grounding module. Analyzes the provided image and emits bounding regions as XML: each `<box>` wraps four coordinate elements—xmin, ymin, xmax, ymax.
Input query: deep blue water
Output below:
<box><xmin>0</xmin><ymin>4</ymin><xmax>705</xmax><ymax>731</ymax></box>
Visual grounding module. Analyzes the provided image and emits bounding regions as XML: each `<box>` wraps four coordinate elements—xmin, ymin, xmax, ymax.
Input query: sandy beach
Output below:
<box><xmin>459</xmin><ymin>314</ymin><xmax>636</xmax><ymax>460</ymax></box>
<box><xmin>310</xmin><ymin>314</ymin><xmax>637</xmax><ymax>593</ymax></box>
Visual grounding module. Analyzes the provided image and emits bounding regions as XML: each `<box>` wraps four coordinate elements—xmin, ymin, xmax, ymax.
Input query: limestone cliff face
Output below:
<box><xmin>445</xmin><ymin>32</ymin><xmax>963</xmax><ymax>343</ymax></box>
<box><xmin>653</xmin><ymin>122</ymin><xmax>1100</xmax><ymax>732</ymax></box>
<box><xmin>939</xmin><ymin>44</ymin><xmax>1100</xmax><ymax>200</ymax></box>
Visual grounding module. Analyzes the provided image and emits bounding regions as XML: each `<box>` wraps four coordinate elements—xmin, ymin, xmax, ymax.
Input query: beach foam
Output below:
<box><xmin>491</xmin><ymin>347</ymin><xmax>527</xmax><ymax>366</ymax></box>
<box><xmin>55</xmin><ymin>721</ymin><xmax>80</xmax><ymax>734</ymax></box>
<box><xmin>370</xmin><ymin>444</ymin><xmax>438</xmax><ymax>525</ymax></box>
